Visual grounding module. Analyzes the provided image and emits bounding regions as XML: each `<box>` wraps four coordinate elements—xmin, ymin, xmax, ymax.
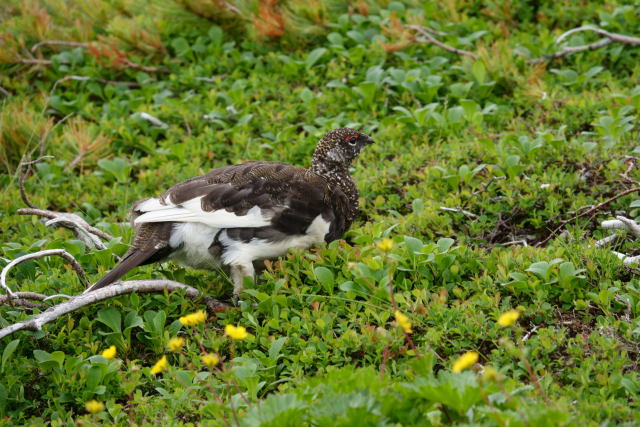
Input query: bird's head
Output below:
<box><xmin>311</xmin><ymin>127</ymin><xmax>374</xmax><ymax>171</ymax></box>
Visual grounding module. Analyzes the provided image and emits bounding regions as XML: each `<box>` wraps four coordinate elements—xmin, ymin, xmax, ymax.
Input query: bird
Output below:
<box><xmin>85</xmin><ymin>128</ymin><xmax>374</xmax><ymax>301</ymax></box>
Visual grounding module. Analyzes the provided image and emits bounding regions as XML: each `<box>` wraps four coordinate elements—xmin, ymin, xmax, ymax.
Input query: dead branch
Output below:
<box><xmin>501</xmin><ymin>240</ymin><xmax>529</xmax><ymax>247</ymax></box>
<box><xmin>19</xmin><ymin>52</ymin><xmax>167</xmax><ymax>74</ymax></box>
<box><xmin>439</xmin><ymin>206</ymin><xmax>478</xmax><ymax>219</ymax></box>
<box><xmin>405</xmin><ymin>25</ymin><xmax>478</xmax><ymax>60</ymax></box>
<box><xmin>18</xmin><ymin>208</ymin><xmax>114</xmax><ymax>249</ymax></box>
<box><xmin>18</xmin><ymin>156</ymin><xmax>54</xmax><ymax>209</ymax></box>
<box><xmin>221</xmin><ymin>1</ymin><xmax>242</xmax><ymax>15</ymax></box>
<box><xmin>31</xmin><ymin>40</ymin><xmax>90</xmax><ymax>53</ymax></box>
<box><xmin>556</xmin><ymin>26</ymin><xmax>640</xmax><ymax>45</ymax></box>
<box><xmin>138</xmin><ymin>112</ymin><xmax>169</xmax><ymax>129</ymax></box>
<box><xmin>0</xmin><ymin>86</ymin><xmax>11</xmax><ymax>97</ymax></box>
<box><xmin>537</xmin><ymin>187</ymin><xmax>640</xmax><ymax>246</ymax></box>
<box><xmin>51</xmin><ymin>75</ymin><xmax>140</xmax><ymax>92</ymax></box>
<box><xmin>19</xmin><ymin>58</ymin><xmax>53</xmax><ymax>65</ymax></box>
<box><xmin>528</xmin><ymin>25</ymin><xmax>640</xmax><ymax>64</ymax></box>
<box><xmin>620</xmin><ymin>156</ymin><xmax>640</xmax><ymax>186</ymax></box>
<box><xmin>1</xmin><ymin>249</ymin><xmax>89</xmax><ymax>299</ymax></box>
<box><xmin>0</xmin><ymin>280</ymin><xmax>223</xmax><ymax>340</ymax></box>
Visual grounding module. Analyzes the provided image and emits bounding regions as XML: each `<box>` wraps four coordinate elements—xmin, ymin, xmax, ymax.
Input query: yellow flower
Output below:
<box><xmin>225</xmin><ymin>324</ymin><xmax>248</xmax><ymax>340</ymax></box>
<box><xmin>497</xmin><ymin>309</ymin><xmax>520</xmax><ymax>327</ymax></box>
<box><xmin>168</xmin><ymin>337</ymin><xmax>185</xmax><ymax>352</ymax></box>
<box><xmin>482</xmin><ymin>366</ymin><xmax>501</xmax><ymax>382</ymax></box>
<box><xmin>377</xmin><ymin>238</ymin><xmax>394</xmax><ymax>251</ymax></box>
<box><xmin>452</xmin><ymin>351</ymin><xmax>478</xmax><ymax>373</ymax></box>
<box><xmin>150</xmin><ymin>355</ymin><xmax>169</xmax><ymax>375</ymax></box>
<box><xmin>85</xmin><ymin>399</ymin><xmax>104</xmax><ymax>414</ymax></box>
<box><xmin>394</xmin><ymin>310</ymin><xmax>412</xmax><ymax>334</ymax></box>
<box><xmin>101</xmin><ymin>345</ymin><xmax>116</xmax><ymax>360</ymax></box>
<box><xmin>179</xmin><ymin>310</ymin><xmax>207</xmax><ymax>326</ymax></box>
<box><xmin>201</xmin><ymin>353</ymin><xmax>219</xmax><ymax>368</ymax></box>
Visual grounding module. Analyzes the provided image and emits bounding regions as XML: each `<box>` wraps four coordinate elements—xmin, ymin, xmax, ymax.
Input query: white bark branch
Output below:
<box><xmin>138</xmin><ymin>113</ymin><xmax>169</xmax><ymax>129</ymax></box>
<box><xmin>439</xmin><ymin>206</ymin><xmax>478</xmax><ymax>219</ymax></box>
<box><xmin>555</xmin><ymin>25</ymin><xmax>640</xmax><ymax>45</ymax></box>
<box><xmin>0</xmin><ymin>280</ymin><xmax>207</xmax><ymax>339</ymax></box>
<box><xmin>406</xmin><ymin>25</ymin><xmax>478</xmax><ymax>60</ymax></box>
<box><xmin>528</xmin><ymin>25</ymin><xmax>640</xmax><ymax>64</ymax></box>
<box><xmin>18</xmin><ymin>208</ymin><xmax>113</xmax><ymax>249</ymax></box>
<box><xmin>1</xmin><ymin>249</ymin><xmax>89</xmax><ymax>298</ymax></box>
<box><xmin>596</xmin><ymin>216</ymin><xmax>640</xmax><ymax>265</ymax></box>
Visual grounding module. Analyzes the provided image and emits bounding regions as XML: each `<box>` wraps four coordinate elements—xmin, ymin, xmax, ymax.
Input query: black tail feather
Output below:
<box><xmin>84</xmin><ymin>248</ymin><xmax>158</xmax><ymax>293</ymax></box>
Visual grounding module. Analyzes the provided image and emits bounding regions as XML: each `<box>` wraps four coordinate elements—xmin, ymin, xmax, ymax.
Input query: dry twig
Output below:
<box><xmin>19</xmin><ymin>208</ymin><xmax>114</xmax><ymax>249</ymax></box>
<box><xmin>0</xmin><ymin>280</ymin><xmax>215</xmax><ymax>339</ymax></box>
<box><xmin>18</xmin><ymin>156</ymin><xmax>54</xmax><ymax>209</ymax></box>
<box><xmin>528</xmin><ymin>25</ymin><xmax>640</xmax><ymax>64</ymax></box>
<box><xmin>1</xmin><ymin>249</ymin><xmax>89</xmax><ymax>299</ymax></box>
<box><xmin>405</xmin><ymin>25</ymin><xmax>478</xmax><ymax>60</ymax></box>
<box><xmin>31</xmin><ymin>40</ymin><xmax>90</xmax><ymax>53</ymax></box>
<box><xmin>439</xmin><ymin>206</ymin><xmax>478</xmax><ymax>219</ymax></box>
<box><xmin>537</xmin><ymin>187</ymin><xmax>640</xmax><ymax>246</ymax></box>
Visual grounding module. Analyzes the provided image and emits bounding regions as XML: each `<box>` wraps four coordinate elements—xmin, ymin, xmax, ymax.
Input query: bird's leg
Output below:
<box><xmin>230</xmin><ymin>263</ymin><xmax>255</xmax><ymax>304</ymax></box>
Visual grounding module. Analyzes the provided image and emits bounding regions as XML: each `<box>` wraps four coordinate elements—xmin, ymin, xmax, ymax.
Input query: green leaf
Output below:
<box><xmin>268</xmin><ymin>337</ymin><xmax>287</xmax><ymax>361</ymax></box>
<box><xmin>404</xmin><ymin>236</ymin><xmax>424</xmax><ymax>254</ymax></box>
<box><xmin>436</xmin><ymin>238</ymin><xmax>455</xmax><ymax>253</ymax></box>
<box><xmin>305</xmin><ymin>48</ymin><xmax>327</xmax><ymax>69</ymax></box>
<box><xmin>97</xmin><ymin>158</ymin><xmax>132</xmax><ymax>183</ymax></box>
<box><xmin>471</xmin><ymin>61</ymin><xmax>487</xmax><ymax>84</ymax></box>
<box><xmin>1</xmin><ymin>339</ymin><xmax>19</xmax><ymax>373</ymax></box>
<box><xmin>97</xmin><ymin>307</ymin><xmax>122</xmax><ymax>334</ymax></box>
<box><xmin>314</xmin><ymin>266</ymin><xmax>334</xmax><ymax>293</ymax></box>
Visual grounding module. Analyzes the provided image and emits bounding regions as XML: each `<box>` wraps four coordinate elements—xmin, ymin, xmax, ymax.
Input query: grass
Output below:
<box><xmin>1</xmin><ymin>0</ymin><xmax>639</xmax><ymax>425</ymax></box>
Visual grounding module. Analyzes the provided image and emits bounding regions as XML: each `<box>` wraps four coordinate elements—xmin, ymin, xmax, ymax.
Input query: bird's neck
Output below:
<box><xmin>310</xmin><ymin>160</ymin><xmax>359</xmax><ymax>220</ymax></box>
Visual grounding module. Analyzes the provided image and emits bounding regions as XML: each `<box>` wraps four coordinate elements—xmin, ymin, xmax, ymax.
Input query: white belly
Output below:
<box><xmin>168</xmin><ymin>223</ymin><xmax>222</xmax><ymax>269</ymax></box>
<box><xmin>220</xmin><ymin>215</ymin><xmax>331</xmax><ymax>265</ymax></box>
<box><xmin>167</xmin><ymin>214</ymin><xmax>331</xmax><ymax>268</ymax></box>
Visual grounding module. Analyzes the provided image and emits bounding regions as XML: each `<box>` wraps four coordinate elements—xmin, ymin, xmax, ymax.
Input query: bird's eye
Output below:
<box><xmin>347</xmin><ymin>135</ymin><xmax>358</xmax><ymax>145</ymax></box>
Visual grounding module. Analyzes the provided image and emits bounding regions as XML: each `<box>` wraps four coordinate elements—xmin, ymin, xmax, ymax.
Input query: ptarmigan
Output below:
<box><xmin>85</xmin><ymin>128</ymin><xmax>373</xmax><ymax>300</ymax></box>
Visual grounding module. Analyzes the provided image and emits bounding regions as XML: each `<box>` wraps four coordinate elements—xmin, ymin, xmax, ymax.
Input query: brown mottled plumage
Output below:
<box><xmin>85</xmin><ymin>128</ymin><xmax>373</xmax><ymax>300</ymax></box>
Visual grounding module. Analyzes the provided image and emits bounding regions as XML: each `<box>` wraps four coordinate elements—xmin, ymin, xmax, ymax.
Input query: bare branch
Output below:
<box><xmin>600</xmin><ymin>215</ymin><xmax>640</xmax><ymax>239</ymax></box>
<box><xmin>18</xmin><ymin>208</ymin><xmax>114</xmax><ymax>243</ymax></box>
<box><xmin>555</xmin><ymin>25</ymin><xmax>640</xmax><ymax>45</ymax></box>
<box><xmin>19</xmin><ymin>58</ymin><xmax>53</xmax><ymax>65</ymax></box>
<box><xmin>31</xmin><ymin>40</ymin><xmax>90</xmax><ymax>53</ymax></box>
<box><xmin>18</xmin><ymin>155</ymin><xmax>54</xmax><ymax>209</ymax></box>
<box><xmin>138</xmin><ymin>112</ymin><xmax>169</xmax><ymax>129</ymax></box>
<box><xmin>595</xmin><ymin>233</ymin><xmax>623</xmax><ymax>248</ymax></box>
<box><xmin>528</xmin><ymin>26</ymin><xmax>640</xmax><ymax>64</ymax></box>
<box><xmin>1</xmin><ymin>249</ymin><xmax>89</xmax><ymax>299</ymax></box>
<box><xmin>537</xmin><ymin>187</ymin><xmax>640</xmax><ymax>246</ymax></box>
<box><xmin>0</xmin><ymin>86</ymin><xmax>11</xmax><ymax>97</ymax></box>
<box><xmin>405</xmin><ymin>25</ymin><xmax>478</xmax><ymax>60</ymax></box>
<box><xmin>501</xmin><ymin>239</ymin><xmax>529</xmax><ymax>247</ymax></box>
<box><xmin>0</xmin><ymin>280</ymin><xmax>225</xmax><ymax>339</ymax></box>
<box><xmin>439</xmin><ymin>206</ymin><xmax>478</xmax><ymax>219</ymax></box>
<box><xmin>221</xmin><ymin>1</ymin><xmax>242</xmax><ymax>15</ymax></box>
<box><xmin>122</xmin><ymin>59</ymin><xmax>169</xmax><ymax>74</ymax></box>
<box><xmin>528</xmin><ymin>39</ymin><xmax>612</xmax><ymax>64</ymax></box>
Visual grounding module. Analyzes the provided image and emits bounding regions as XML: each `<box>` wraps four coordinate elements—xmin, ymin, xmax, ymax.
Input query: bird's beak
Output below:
<box><xmin>364</xmin><ymin>135</ymin><xmax>375</xmax><ymax>145</ymax></box>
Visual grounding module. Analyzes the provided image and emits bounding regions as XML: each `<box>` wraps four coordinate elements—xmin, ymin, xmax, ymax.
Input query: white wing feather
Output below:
<box><xmin>134</xmin><ymin>196</ymin><xmax>272</xmax><ymax>228</ymax></box>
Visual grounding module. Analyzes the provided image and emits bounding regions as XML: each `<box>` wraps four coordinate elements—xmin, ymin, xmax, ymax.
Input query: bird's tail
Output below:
<box><xmin>83</xmin><ymin>248</ymin><xmax>158</xmax><ymax>294</ymax></box>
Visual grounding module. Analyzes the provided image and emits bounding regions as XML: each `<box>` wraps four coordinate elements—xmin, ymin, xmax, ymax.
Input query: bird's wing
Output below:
<box><xmin>133</xmin><ymin>162</ymin><xmax>336</xmax><ymax>231</ymax></box>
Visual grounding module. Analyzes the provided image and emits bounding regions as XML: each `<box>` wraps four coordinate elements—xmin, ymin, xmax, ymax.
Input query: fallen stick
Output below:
<box><xmin>1</xmin><ymin>249</ymin><xmax>89</xmax><ymax>298</ymax></box>
<box><xmin>405</xmin><ymin>25</ymin><xmax>478</xmax><ymax>60</ymax></box>
<box><xmin>528</xmin><ymin>25</ymin><xmax>640</xmax><ymax>64</ymax></box>
<box><xmin>0</xmin><ymin>280</ymin><xmax>223</xmax><ymax>339</ymax></box>
<box><xmin>537</xmin><ymin>187</ymin><xmax>640</xmax><ymax>246</ymax></box>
